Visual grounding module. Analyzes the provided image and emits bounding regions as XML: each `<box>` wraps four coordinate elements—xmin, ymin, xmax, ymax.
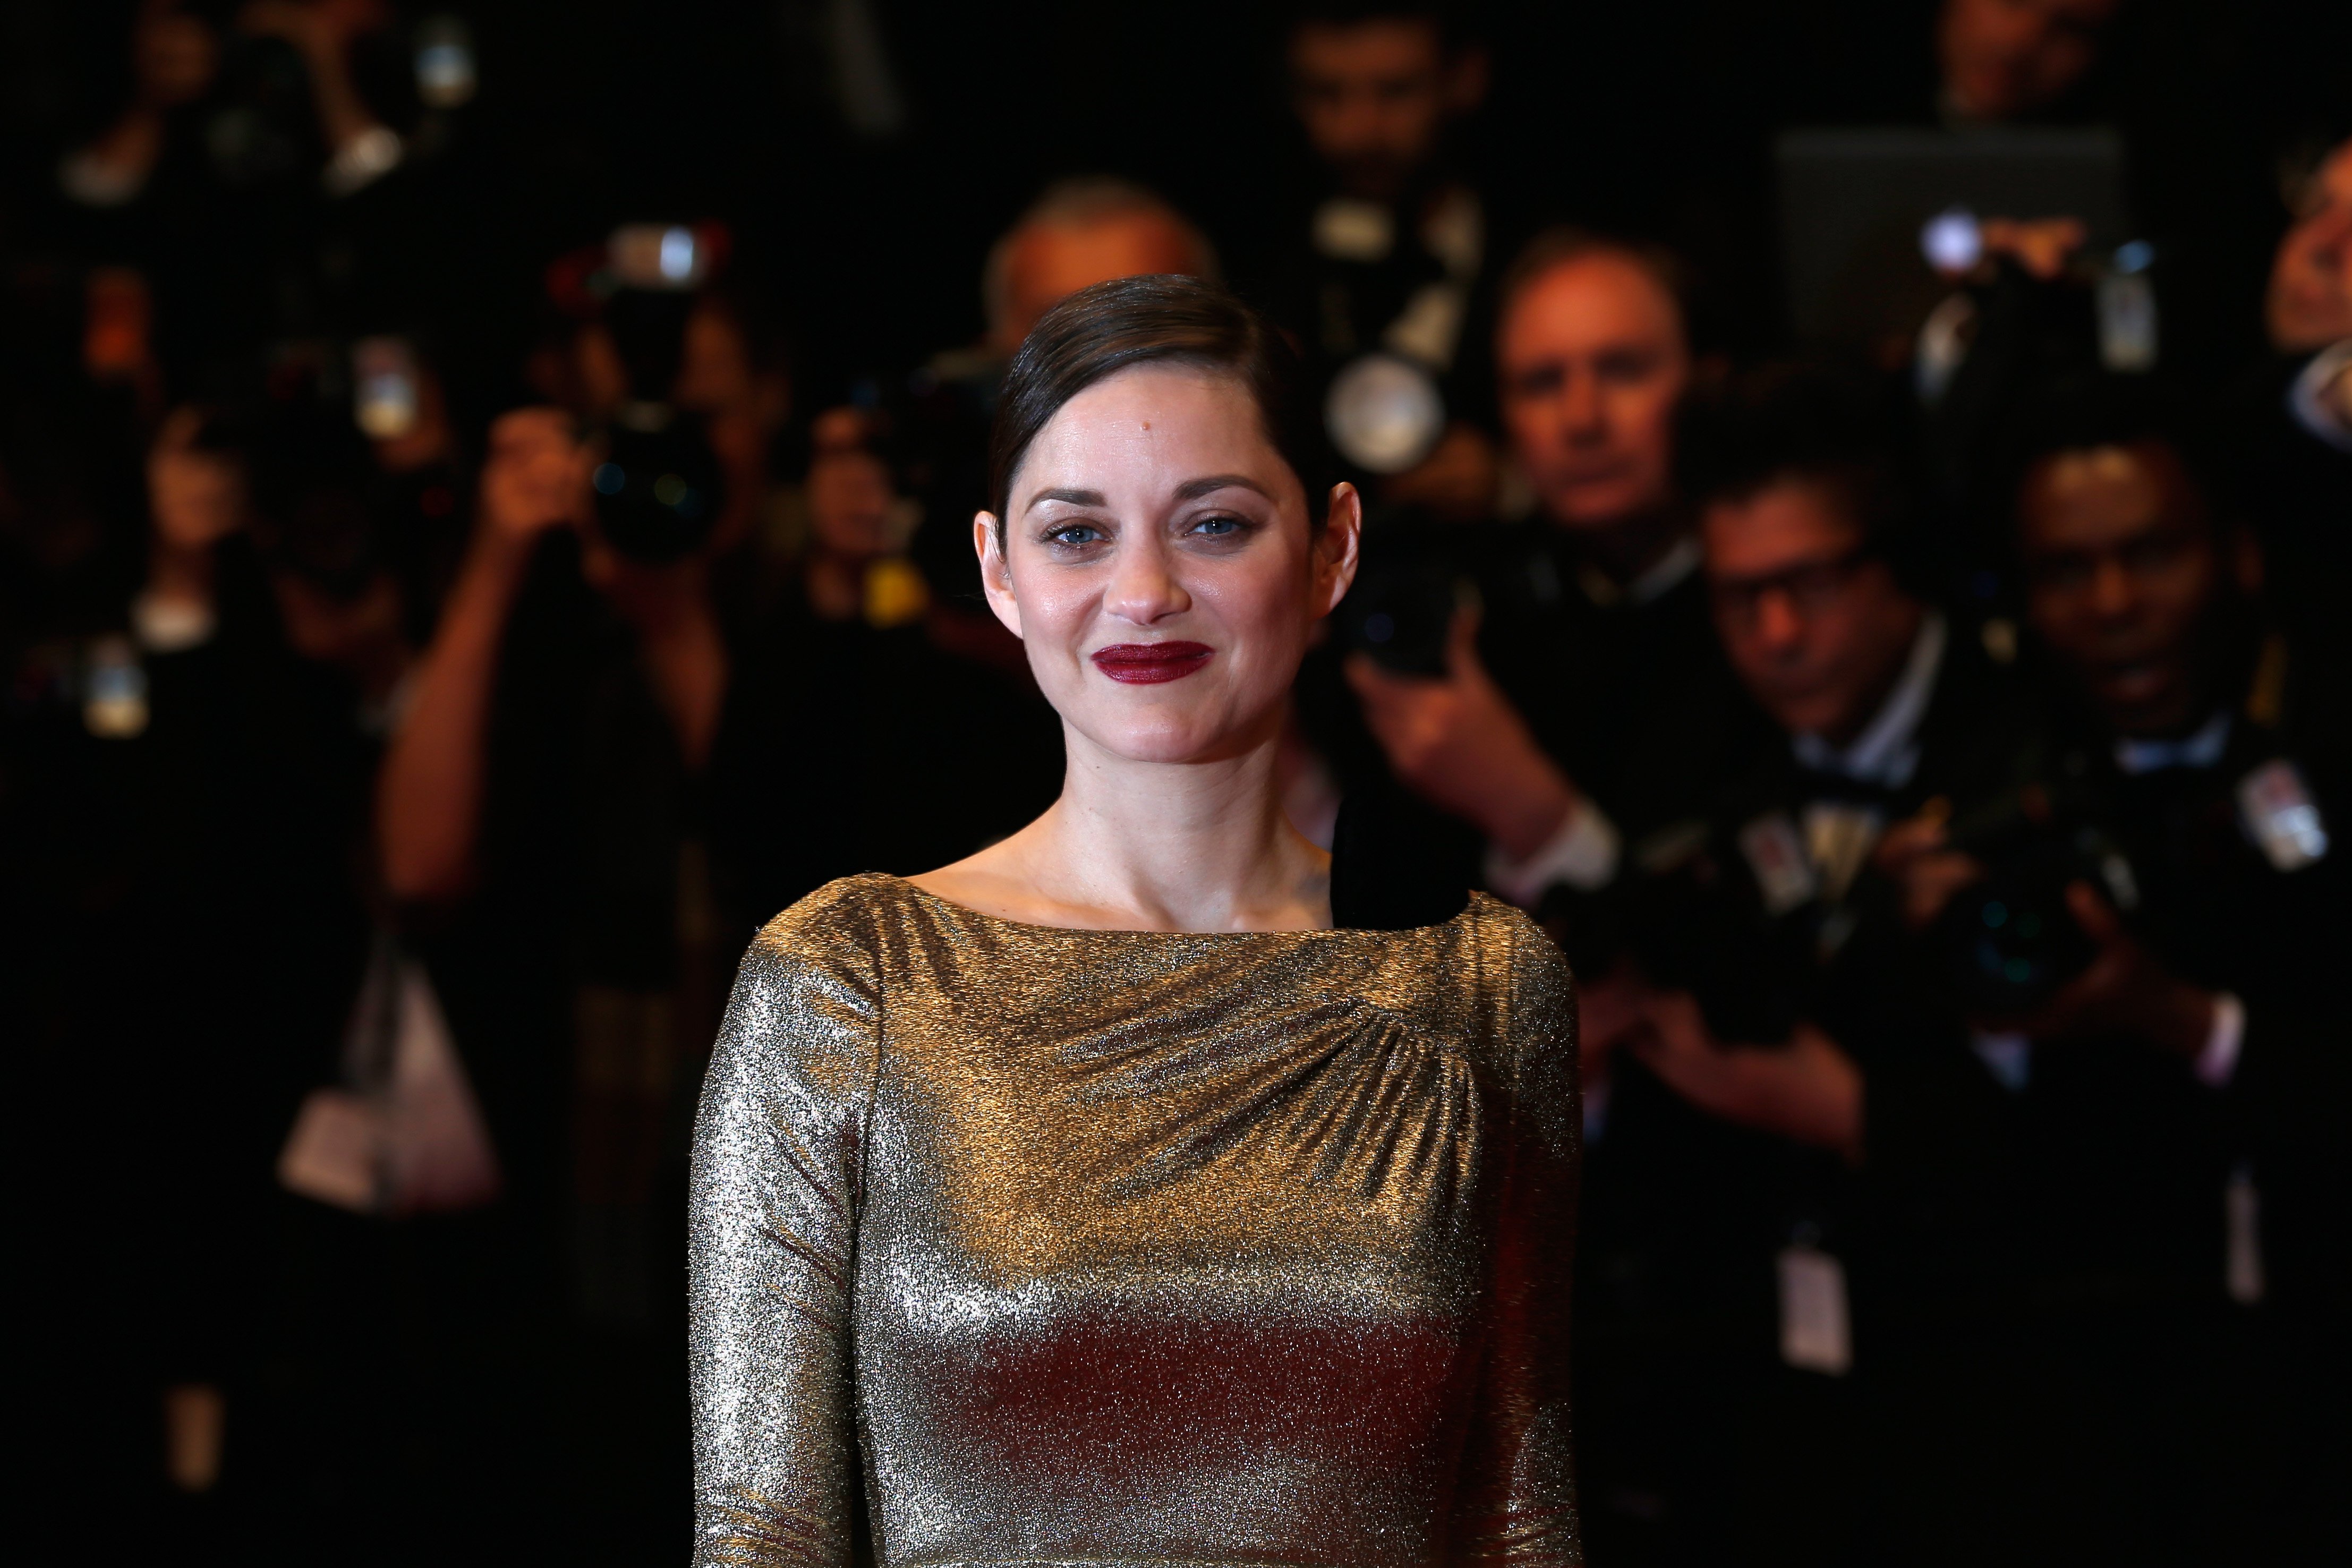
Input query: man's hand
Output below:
<box><xmin>1573</xmin><ymin>968</ymin><xmax>1652</xmax><ymax>1093</ymax></box>
<box><xmin>2017</xmin><ymin>883</ymin><xmax>2216</xmax><ymax>1061</ymax></box>
<box><xmin>1344</xmin><ymin>608</ymin><xmax>1582</xmax><ymax>858</ymax></box>
<box><xmin>1975</xmin><ymin>216</ymin><xmax>2089</xmax><ymax>281</ymax></box>
<box><xmin>476</xmin><ymin>408</ymin><xmax>590</xmax><ymax>555</ymax></box>
<box><xmin>1873</xmin><ymin>812</ymin><xmax>1987</xmax><ymax>930</ymax></box>
<box><xmin>1627</xmin><ymin>990</ymin><xmax>1863</xmax><ymax>1158</ymax></box>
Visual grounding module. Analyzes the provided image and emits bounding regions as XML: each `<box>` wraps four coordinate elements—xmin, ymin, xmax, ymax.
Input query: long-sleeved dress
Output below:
<box><xmin>688</xmin><ymin>874</ymin><xmax>1581</xmax><ymax>1565</ymax></box>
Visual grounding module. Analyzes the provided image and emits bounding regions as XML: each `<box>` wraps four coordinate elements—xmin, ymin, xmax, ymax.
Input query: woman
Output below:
<box><xmin>689</xmin><ymin>276</ymin><xmax>1581</xmax><ymax>1565</ymax></box>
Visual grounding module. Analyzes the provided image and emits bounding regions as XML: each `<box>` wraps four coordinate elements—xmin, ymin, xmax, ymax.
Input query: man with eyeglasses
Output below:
<box><xmin>1610</xmin><ymin>367</ymin><xmax>2038</xmax><ymax>1175</ymax></box>
<box><xmin>1638</xmin><ymin>370</ymin><xmax>2339</xmax><ymax>1563</ymax></box>
<box><xmin>1513</xmin><ymin>365</ymin><xmax>2044</xmax><ymax>1563</ymax></box>
<box><xmin>1576</xmin><ymin>364</ymin><xmax>2188</xmax><ymax>1565</ymax></box>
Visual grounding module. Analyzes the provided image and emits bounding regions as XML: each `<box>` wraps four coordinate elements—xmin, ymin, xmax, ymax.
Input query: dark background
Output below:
<box><xmin>7</xmin><ymin>0</ymin><xmax>2341</xmax><ymax>399</ymax></box>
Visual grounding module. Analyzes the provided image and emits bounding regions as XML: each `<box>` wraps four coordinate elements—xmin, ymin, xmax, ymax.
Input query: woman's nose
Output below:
<box><xmin>1102</xmin><ymin>535</ymin><xmax>1191</xmax><ymax>625</ymax></box>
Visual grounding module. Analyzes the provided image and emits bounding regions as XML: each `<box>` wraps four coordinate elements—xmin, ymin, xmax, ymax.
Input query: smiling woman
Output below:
<box><xmin>688</xmin><ymin>275</ymin><xmax>1583</xmax><ymax>1567</ymax></box>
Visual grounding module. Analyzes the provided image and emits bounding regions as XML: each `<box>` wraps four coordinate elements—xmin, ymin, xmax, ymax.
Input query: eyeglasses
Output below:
<box><xmin>1709</xmin><ymin>547</ymin><xmax>1873</xmax><ymax>625</ymax></box>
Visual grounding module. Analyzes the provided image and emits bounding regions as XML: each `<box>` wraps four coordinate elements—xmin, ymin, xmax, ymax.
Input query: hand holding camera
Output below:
<box><xmin>1344</xmin><ymin>606</ymin><xmax>1582</xmax><ymax>859</ymax></box>
<box><xmin>1624</xmin><ymin>988</ymin><xmax>1863</xmax><ymax>1158</ymax></box>
<box><xmin>1874</xmin><ymin>811</ymin><xmax>1989</xmax><ymax>931</ymax></box>
<box><xmin>1888</xmin><ymin>799</ymin><xmax>2218</xmax><ymax>1062</ymax></box>
<box><xmin>2009</xmin><ymin>883</ymin><xmax>2219</xmax><ymax>1062</ymax></box>
<box><xmin>476</xmin><ymin>409</ymin><xmax>591</xmax><ymax>558</ymax></box>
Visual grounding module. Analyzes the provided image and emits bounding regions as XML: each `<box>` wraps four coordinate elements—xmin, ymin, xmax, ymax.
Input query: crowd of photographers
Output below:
<box><xmin>4</xmin><ymin>2</ymin><xmax>2346</xmax><ymax>1565</ymax></box>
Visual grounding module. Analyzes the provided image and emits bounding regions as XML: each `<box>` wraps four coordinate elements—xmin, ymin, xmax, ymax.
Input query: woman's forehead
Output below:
<box><xmin>1018</xmin><ymin>365</ymin><xmax>1291</xmax><ymax>505</ymax></box>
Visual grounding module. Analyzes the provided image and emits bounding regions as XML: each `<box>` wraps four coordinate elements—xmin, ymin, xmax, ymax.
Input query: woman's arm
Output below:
<box><xmin>689</xmin><ymin>911</ymin><xmax>882</xmax><ymax>1567</ymax></box>
<box><xmin>1455</xmin><ymin>920</ymin><xmax>1584</xmax><ymax>1564</ymax></box>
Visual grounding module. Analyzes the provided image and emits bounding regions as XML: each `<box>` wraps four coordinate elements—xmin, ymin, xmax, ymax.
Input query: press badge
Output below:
<box><xmin>1778</xmin><ymin>1244</ymin><xmax>1853</xmax><ymax>1376</ymax></box>
<box><xmin>2226</xmin><ymin>1165</ymin><xmax>2265</xmax><ymax>1307</ymax></box>
<box><xmin>1802</xmin><ymin>803</ymin><xmax>1884</xmax><ymax>905</ymax></box>
<box><xmin>2237</xmin><ymin>759</ymin><xmax>2330</xmax><ymax>872</ymax></box>
<box><xmin>1740</xmin><ymin>811</ymin><xmax>1818</xmax><ymax>915</ymax></box>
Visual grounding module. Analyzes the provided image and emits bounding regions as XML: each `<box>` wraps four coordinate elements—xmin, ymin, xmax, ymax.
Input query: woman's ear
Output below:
<box><xmin>975</xmin><ymin>513</ymin><xmax>1023</xmax><ymax>638</ymax></box>
<box><xmin>1314</xmin><ymin>482</ymin><xmax>1364</xmax><ymax>617</ymax></box>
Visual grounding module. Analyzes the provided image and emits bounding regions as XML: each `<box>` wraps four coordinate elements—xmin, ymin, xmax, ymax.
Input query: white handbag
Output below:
<box><xmin>278</xmin><ymin>937</ymin><xmax>502</xmax><ymax>1216</ymax></box>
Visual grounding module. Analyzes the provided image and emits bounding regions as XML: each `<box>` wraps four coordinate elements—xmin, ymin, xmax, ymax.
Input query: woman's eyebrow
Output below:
<box><xmin>1025</xmin><ymin>487</ymin><xmax>1107</xmax><ymax>513</ymax></box>
<box><xmin>1174</xmin><ymin>474</ymin><xmax>1273</xmax><ymax>502</ymax></box>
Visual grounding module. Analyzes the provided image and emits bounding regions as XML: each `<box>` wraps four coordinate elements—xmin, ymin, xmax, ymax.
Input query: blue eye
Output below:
<box><xmin>1046</xmin><ymin>524</ymin><xmax>1101</xmax><ymax>547</ymax></box>
<box><xmin>1191</xmin><ymin>515</ymin><xmax>1242</xmax><ymax>536</ymax></box>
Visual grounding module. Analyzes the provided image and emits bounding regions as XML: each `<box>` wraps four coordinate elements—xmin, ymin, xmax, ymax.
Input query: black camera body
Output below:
<box><xmin>1335</xmin><ymin>510</ymin><xmax>1475</xmax><ymax>677</ymax></box>
<box><xmin>588</xmin><ymin>286</ymin><xmax>727</xmax><ymax>564</ymax></box>
<box><xmin>1558</xmin><ymin>824</ymin><xmax>1813</xmax><ymax>1047</ymax></box>
<box><xmin>591</xmin><ymin>411</ymin><xmax>725</xmax><ymax>565</ymax></box>
<box><xmin>1932</xmin><ymin>784</ymin><xmax>2120</xmax><ymax>1019</ymax></box>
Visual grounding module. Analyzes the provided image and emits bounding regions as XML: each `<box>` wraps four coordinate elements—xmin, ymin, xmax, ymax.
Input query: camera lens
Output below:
<box><xmin>1326</xmin><ymin>353</ymin><xmax>1444</xmax><ymax>475</ymax></box>
<box><xmin>592</xmin><ymin>414</ymin><xmax>725</xmax><ymax>564</ymax></box>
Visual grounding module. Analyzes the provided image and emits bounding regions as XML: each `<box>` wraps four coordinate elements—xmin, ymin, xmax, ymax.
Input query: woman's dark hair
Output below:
<box><xmin>986</xmin><ymin>275</ymin><xmax>1333</xmax><ymax>543</ymax></box>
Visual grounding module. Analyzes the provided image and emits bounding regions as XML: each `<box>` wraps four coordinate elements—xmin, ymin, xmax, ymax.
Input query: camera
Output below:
<box><xmin>1930</xmin><ymin>785</ymin><xmax>2126</xmax><ymax>1018</ymax></box>
<box><xmin>590</xmin><ymin>410</ymin><xmax>724</xmax><ymax>565</ymax></box>
<box><xmin>1556</xmin><ymin>821</ymin><xmax>1813</xmax><ymax>1047</ymax></box>
<box><xmin>1334</xmin><ymin>509</ymin><xmax>1472</xmax><ymax>676</ymax></box>
<box><xmin>585</xmin><ymin>264</ymin><xmax>728</xmax><ymax>563</ymax></box>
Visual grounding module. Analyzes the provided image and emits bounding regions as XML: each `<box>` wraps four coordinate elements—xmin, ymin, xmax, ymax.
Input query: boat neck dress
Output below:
<box><xmin>688</xmin><ymin>873</ymin><xmax>1582</xmax><ymax>1566</ymax></box>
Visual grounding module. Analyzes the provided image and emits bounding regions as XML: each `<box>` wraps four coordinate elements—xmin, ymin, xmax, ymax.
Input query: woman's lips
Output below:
<box><xmin>1090</xmin><ymin>641</ymin><xmax>1214</xmax><ymax>684</ymax></box>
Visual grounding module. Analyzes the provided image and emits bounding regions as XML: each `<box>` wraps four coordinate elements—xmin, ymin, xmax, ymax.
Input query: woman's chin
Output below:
<box><xmin>1076</xmin><ymin>706</ymin><xmax>1257</xmax><ymax>767</ymax></box>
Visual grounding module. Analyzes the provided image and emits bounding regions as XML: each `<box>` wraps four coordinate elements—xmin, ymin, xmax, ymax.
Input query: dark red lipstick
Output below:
<box><xmin>1090</xmin><ymin>641</ymin><xmax>1213</xmax><ymax>684</ymax></box>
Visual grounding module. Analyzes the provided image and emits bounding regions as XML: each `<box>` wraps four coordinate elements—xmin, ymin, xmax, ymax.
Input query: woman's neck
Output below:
<box><xmin>914</xmin><ymin>719</ymin><xmax>1331</xmax><ymax>933</ymax></box>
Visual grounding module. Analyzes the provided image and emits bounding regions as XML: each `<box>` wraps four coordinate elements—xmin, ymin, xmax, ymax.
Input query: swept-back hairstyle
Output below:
<box><xmin>987</xmin><ymin>275</ymin><xmax>1333</xmax><ymax>542</ymax></box>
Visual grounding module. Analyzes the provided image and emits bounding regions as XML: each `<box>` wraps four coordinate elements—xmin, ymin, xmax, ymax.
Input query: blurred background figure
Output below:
<box><xmin>982</xmin><ymin>177</ymin><xmax>1218</xmax><ymax>360</ymax></box>
<box><xmin>899</xmin><ymin>176</ymin><xmax>1220</xmax><ymax>608</ymax></box>
<box><xmin>1269</xmin><ymin>0</ymin><xmax>1502</xmax><ymax>521</ymax></box>
<box><xmin>1327</xmin><ymin>228</ymin><xmax>1763</xmax><ymax>930</ymax></box>
<box><xmin>711</xmin><ymin>404</ymin><xmax>1062</xmax><ymax>934</ymax></box>
<box><xmin>1936</xmin><ymin>0</ymin><xmax>2125</xmax><ymax>125</ymax></box>
<box><xmin>2232</xmin><ymin>135</ymin><xmax>2352</xmax><ymax>669</ymax></box>
<box><xmin>2000</xmin><ymin>380</ymin><xmax>2349</xmax><ymax>1562</ymax></box>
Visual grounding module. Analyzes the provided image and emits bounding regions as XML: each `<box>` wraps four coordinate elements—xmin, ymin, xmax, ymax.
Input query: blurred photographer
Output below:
<box><xmin>1613</xmin><ymin>366</ymin><xmax>2254</xmax><ymax>1566</ymax></box>
<box><xmin>56</xmin><ymin>1</ymin><xmax>445</xmax><ymax>380</ymax></box>
<box><xmin>709</xmin><ymin>408</ymin><xmax>1062</xmax><ymax>935</ymax></box>
<box><xmin>1268</xmin><ymin>0</ymin><xmax>1500</xmax><ymax>519</ymax></box>
<box><xmin>377</xmin><ymin>395</ymin><xmax>723</xmax><ymax>1280</ymax></box>
<box><xmin>1334</xmin><ymin>228</ymin><xmax>1765</xmax><ymax>925</ymax></box>
<box><xmin>2229</xmin><ymin>134</ymin><xmax>2352</xmax><ymax>670</ymax></box>
<box><xmin>1557</xmin><ymin>366</ymin><xmax>2036</xmax><ymax>1564</ymax></box>
<box><xmin>1884</xmin><ymin>376</ymin><xmax>2348</xmax><ymax>1560</ymax></box>
<box><xmin>64</xmin><ymin>1</ymin><xmax>415</xmax><ymax>210</ymax></box>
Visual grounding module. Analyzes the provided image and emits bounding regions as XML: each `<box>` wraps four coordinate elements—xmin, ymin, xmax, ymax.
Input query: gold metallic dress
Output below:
<box><xmin>689</xmin><ymin>874</ymin><xmax>1581</xmax><ymax>1566</ymax></box>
